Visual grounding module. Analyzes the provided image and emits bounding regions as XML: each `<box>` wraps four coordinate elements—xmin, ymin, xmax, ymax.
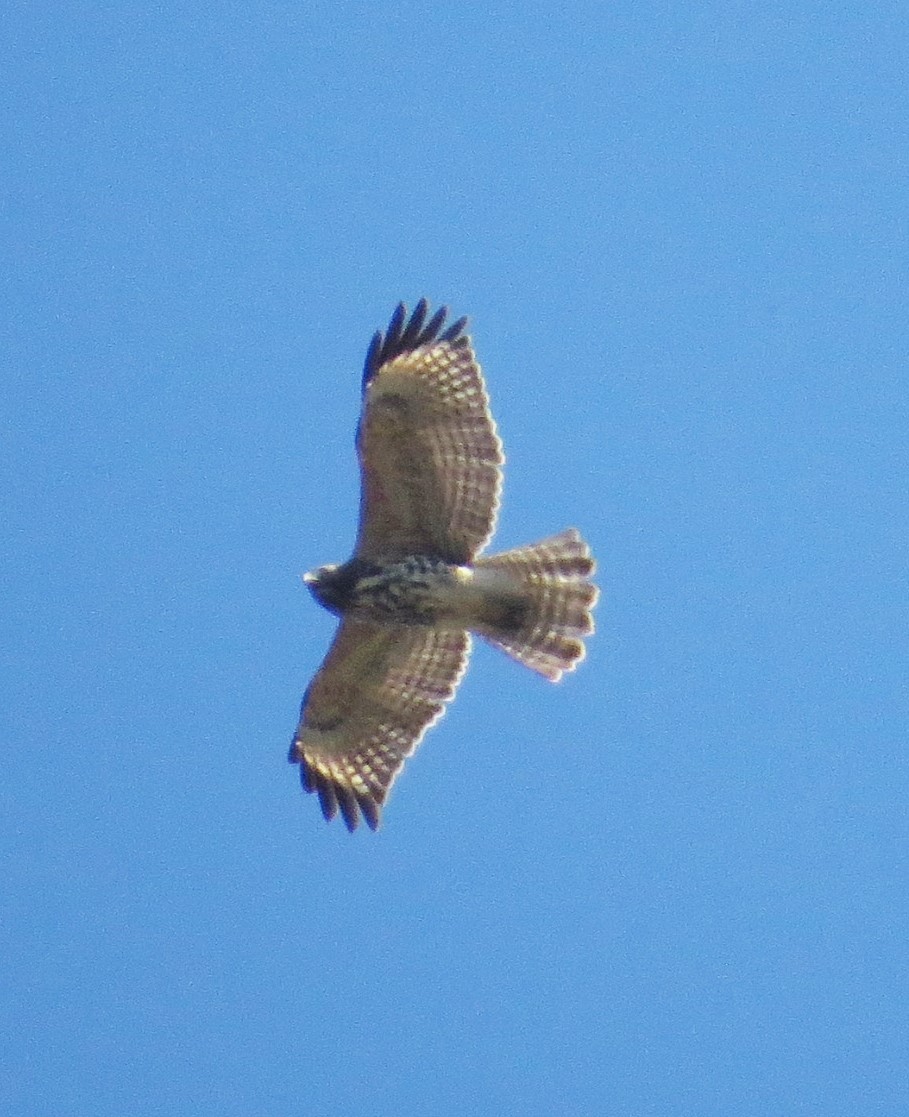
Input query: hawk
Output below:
<box><xmin>289</xmin><ymin>300</ymin><xmax>598</xmax><ymax>830</ymax></box>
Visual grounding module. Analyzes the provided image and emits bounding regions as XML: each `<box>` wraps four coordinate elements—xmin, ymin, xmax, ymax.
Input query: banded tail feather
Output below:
<box><xmin>473</xmin><ymin>529</ymin><xmax>598</xmax><ymax>681</ymax></box>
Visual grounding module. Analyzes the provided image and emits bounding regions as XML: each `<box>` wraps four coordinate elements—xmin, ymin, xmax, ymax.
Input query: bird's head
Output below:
<box><xmin>303</xmin><ymin>562</ymin><xmax>357</xmax><ymax>616</ymax></box>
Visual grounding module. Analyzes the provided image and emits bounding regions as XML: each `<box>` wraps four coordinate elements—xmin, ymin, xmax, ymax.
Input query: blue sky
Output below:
<box><xmin>3</xmin><ymin>3</ymin><xmax>908</xmax><ymax>1114</ymax></box>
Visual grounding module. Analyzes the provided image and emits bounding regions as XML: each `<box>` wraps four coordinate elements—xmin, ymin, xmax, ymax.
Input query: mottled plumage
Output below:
<box><xmin>290</xmin><ymin>300</ymin><xmax>598</xmax><ymax>830</ymax></box>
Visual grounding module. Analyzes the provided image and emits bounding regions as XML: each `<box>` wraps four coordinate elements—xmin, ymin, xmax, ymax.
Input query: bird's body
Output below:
<box><xmin>290</xmin><ymin>300</ymin><xmax>598</xmax><ymax>830</ymax></box>
<box><xmin>306</xmin><ymin>556</ymin><xmax>466</xmax><ymax>626</ymax></box>
<box><xmin>306</xmin><ymin>557</ymin><xmax>530</xmax><ymax>631</ymax></box>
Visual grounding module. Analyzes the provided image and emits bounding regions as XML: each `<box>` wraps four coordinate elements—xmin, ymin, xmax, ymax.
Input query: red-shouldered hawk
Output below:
<box><xmin>289</xmin><ymin>301</ymin><xmax>598</xmax><ymax>831</ymax></box>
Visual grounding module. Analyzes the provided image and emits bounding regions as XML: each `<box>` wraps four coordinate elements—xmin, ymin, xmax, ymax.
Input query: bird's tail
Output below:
<box><xmin>472</xmin><ymin>529</ymin><xmax>598</xmax><ymax>681</ymax></box>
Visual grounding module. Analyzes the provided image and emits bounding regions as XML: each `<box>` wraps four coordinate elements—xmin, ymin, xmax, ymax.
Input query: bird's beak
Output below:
<box><xmin>302</xmin><ymin>571</ymin><xmax>317</xmax><ymax>585</ymax></box>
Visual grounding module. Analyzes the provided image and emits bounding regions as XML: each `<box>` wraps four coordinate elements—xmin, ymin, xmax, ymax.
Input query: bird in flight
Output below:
<box><xmin>289</xmin><ymin>300</ymin><xmax>598</xmax><ymax>830</ymax></box>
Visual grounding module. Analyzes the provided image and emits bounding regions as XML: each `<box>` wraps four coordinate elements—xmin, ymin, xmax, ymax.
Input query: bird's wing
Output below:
<box><xmin>289</xmin><ymin>619</ymin><xmax>470</xmax><ymax>831</ymax></box>
<box><xmin>354</xmin><ymin>300</ymin><xmax>504</xmax><ymax>565</ymax></box>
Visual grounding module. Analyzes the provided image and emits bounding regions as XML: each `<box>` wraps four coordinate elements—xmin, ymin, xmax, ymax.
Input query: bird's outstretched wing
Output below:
<box><xmin>289</xmin><ymin>619</ymin><xmax>470</xmax><ymax>830</ymax></box>
<box><xmin>354</xmin><ymin>300</ymin><xmax>504</xmax><ymax>565</ymax></box>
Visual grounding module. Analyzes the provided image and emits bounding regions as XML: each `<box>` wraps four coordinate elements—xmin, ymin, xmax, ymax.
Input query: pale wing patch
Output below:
<box><xmin>290</xmin><ymin>621</ymin><xmax>470</xmax><ymax>831</ymax></box>
<box><xmin>355</xmin><ymin>319</ymin><xmax>503</xmax><ymax>564</ymax></box>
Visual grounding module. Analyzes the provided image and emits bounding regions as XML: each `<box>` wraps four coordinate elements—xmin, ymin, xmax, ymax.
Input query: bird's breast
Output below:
<box><xmin>349</xmin><ymin>557</ymin><xmax>466</xmax><ymax>626</ymax></box>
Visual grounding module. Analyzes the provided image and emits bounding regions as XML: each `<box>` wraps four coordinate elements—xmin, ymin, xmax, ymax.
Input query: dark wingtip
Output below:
<box><xmin>335</xmin><ymin>784</ymin><xmax>360</xmax><ymax>832</ymax></box>
<box><xmin>361</xmin><ymin>331</ymin><xmax>382</xmax><ymax>389</ymax></box>
<box><xmin>292</xmin><ymin>749</ymin><xmax>381</xmax><ymax>833</ymax></box>
<box><xmin>358</xmin><ymin>794</ymin><xmax>381</xmax><ymax>831</ymax></box>
<box><xmin>420</xmin><ymin>305</ymin><xmax>448</xmax><ymax>345</ymax></box>
<box><xmin>440</xmin><ymin>315</ymin><xmax>468</xmax><ymax>342</ymax></box>
<box><xmin>362</xmin><ymin>300</ymin><xmax>469</xmax><ymax>390</ymax></box>
<box><xmin>385</xmin><ymin>302</ymin><xmax>407</xmax><ymax>346</ymax></box>
<box><xmin>399</xmin><ymin>297</ymin><xmax>428</xmax><ymax>350</ymax></box>
<box><xmin>315</xmin><ymin>776</ymin><xmax>339</xmax><ymax>823</ymax></box>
